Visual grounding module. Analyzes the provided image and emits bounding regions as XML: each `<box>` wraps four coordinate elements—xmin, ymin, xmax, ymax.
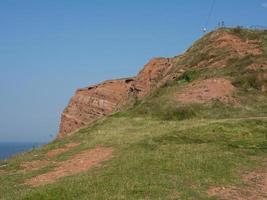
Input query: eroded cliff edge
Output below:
<box><xmin>58</xmin><ymin>57</ymin><xmax>179</xmax><ymax>138</ymax></box>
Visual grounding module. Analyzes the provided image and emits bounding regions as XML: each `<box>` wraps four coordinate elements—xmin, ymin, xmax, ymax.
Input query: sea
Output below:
<box><xmin>0</xmin><ymin>142</ymin><xmax>44</xmax><ymax>160</ymax></box>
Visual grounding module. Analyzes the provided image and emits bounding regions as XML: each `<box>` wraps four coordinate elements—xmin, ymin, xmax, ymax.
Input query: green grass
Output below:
<box><xmin>1</xmin><ymin>116</ymin><xmax>266</xmax><ymax>200</ymax></box>
<box><xmin>1</xmin><ymin>28</ymin><xmax>267</xmax><ymax>200</ymax></box>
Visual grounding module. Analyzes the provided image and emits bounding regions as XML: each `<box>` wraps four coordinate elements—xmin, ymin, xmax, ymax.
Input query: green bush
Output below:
<box><xmin>232</xmin><ymin>73</ymin><xmax>261</xmax><ymax>90</ymax></box>
<box><xmin>171</xmin><ymin>105</ymin><xmax>196</xmax><ymax>120</ymax></box>
<box><xmin>178</xmin><ymin>70</ymin><xmax>199</xmax><ymax>83</ymax></box>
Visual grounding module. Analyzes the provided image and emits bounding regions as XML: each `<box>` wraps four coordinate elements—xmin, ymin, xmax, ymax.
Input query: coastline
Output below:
<box><xmin>0</xmin><ymin>142</ymin><xmax>44</xmax><ymax>160</ymax></box>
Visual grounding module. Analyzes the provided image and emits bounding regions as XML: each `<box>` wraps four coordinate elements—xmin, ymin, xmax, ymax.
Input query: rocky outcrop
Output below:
<box><xmin>58</xmin><ymin>78</ymin><xmax>136</xmax><ymax>138</ymax></box>
<box><xmin>58</xmin><ymin>57</ymin><xmax>175</xmax><ymax>138</ymax></box>
<box><xmin>177</xmin><ymin>78</ymin><xmax>238</xmax><ymax>105</ymax></box>
<box><xmin>134</xmin><ymin>58</ymin><xmax>173</xmax><ymax>97</ymax></box>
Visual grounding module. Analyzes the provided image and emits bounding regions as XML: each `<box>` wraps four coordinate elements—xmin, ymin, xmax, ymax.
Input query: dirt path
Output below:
<box><xmin>25</xmin><ymin>146</ymin><xmax>113</xmax><ymax>187</ymax></box>
<box><xmin>46</xmin><ymin>142</ymin><xmax>80</xmax><ymax>158</ymax></box>
<box><xmin>20</xmin><ymin>160</ymin><xmax>52</xmax><ymax>172</ymax></box>
<box><xmin>172</xmin><ymin>116</ymin><xmax>267</xmax><ymax>134</ymax></box>
<box><xmin>211</xmin><ymin>116</ymin><xmax>267</xmax><ymax>122</ymax></box>
<box><xmin>20</xmin><ymin>142</ymin><xmax>81</xmax><ymax>172</ymax></box>
<box><xmin>187</xmin><ymin>116</ymin><xmax>267</xmax><ymax>128</ymax></box>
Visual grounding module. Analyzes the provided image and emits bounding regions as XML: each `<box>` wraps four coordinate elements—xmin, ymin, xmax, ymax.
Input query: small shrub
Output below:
<box><xmin>174</xmin><ymin>105</ymin><xmax>196</xmax><ymax>120</ymax></box>
<box><xmin>160</xmin><ymin>105</ymin><xmax>196</xmax><ymax>121</ymax></box>
<box><xmin>178</xmin><ymin>70</ymin><xmax>199</xmax><ymax>83</ymax></box>
<box><xmin>232</xmin><ymin>73</ymin><xmax>261</xmax><ymax>90</ymax></box>
<box><xmin>227</xmin><ymin>55</ymin><xmax>253</xmax><ymax>68</ymax></box>
<box><xmin>232</xmin><ymin>26</ymin><xmax>243</xmax><ymax>35</ymax></box>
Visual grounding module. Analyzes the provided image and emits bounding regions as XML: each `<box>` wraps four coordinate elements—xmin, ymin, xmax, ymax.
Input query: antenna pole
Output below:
<box><xmin>203</xmin><ymin>0</ymin><xmax>216</xmax><ymax>33</ymax></box>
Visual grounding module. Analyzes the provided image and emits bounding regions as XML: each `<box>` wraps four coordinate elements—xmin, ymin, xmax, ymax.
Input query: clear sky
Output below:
<box><xmin>0</xmin><ymin>0</ymin><xmax>266</xmax><ymax>142</ymax></box>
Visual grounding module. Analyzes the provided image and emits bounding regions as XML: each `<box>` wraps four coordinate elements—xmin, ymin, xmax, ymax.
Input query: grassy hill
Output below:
<box><xmin>1</xmin><ymin>28</ymin><xmax>267</xmax><ymax>200</ymax></box>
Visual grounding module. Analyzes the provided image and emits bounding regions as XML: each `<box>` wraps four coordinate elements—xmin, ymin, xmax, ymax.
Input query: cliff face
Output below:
<box><xmin>134</xmin><ymin>58</ymin><xmax>173</xmax><ymax>97</ymax></box>
<box><xmin>58</xmin><ymin>78</ymin><xmax>135</xmax><ymax>138</ymax></box>
<box><xmin>58</xmin><ymin>29</ymin><xmax>267</xmax><ymax>138</ymax></box>
<box><xmin>58</xmin><ymin>57</ymin><xmax>176</xmax><ymax>138</ymax></box>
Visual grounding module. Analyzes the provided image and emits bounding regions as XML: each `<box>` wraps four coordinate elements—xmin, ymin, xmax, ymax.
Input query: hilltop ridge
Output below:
<box><xmin>59</xmin><ymin>28</ymin><xmax>267</xmax><ymax>138</ymax></box>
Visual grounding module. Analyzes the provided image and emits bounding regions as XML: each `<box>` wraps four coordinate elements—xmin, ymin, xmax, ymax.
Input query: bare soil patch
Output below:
<box><xmin>25</xmin><ymin>146</ymin><xmax>113</xmax><ymax>187</ymax></box>
<box><xmin>189</xmin><ymin>32</ymin><xmax>263</xmax><ymax>69</ymax></box>
<box><xmin>177</xmin><ymin>78</ymin><xmax>238</xmax><ymax>105</ymax></box>
<box><xmin>20</xmin><ymin>143</ymin><xmax>80</xmax><ymax>172</ymax></box>
<box><xmin>21</xmin><ymin>160</ymin><xmax>51</xmax><ymax>172</ymax></box>
<box><xmin>46</xmin><ymin>142</ymin><xmax>80</xmax><ymax>158</ymax></box>
<box><xmin>214</xmin><ymin>33</ymin><xmax>262</xmax><ymax>56</ymax></box>
<box><xmin>0</xmin><ymin>169</ymin><xmax>7</xmax><ymax>175</ymax></box>
<box><xmin>208</xmin><ymin>161</ymin><xmax>267</xmax><ymax>200</ymax></box>
<box><xmin>191</xmin><ymin>55</ymin><xmax>230</xmax><ymax>69</ymax></box>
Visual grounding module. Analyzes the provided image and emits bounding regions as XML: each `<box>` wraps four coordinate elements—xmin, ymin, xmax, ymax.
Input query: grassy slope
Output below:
<box><xmin>1</xmin><ymin>28</ymin><xmax>267</xmax><ymax>200</ymax></box>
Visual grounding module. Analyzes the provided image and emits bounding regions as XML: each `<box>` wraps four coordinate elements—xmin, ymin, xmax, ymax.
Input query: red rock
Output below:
<box><xmin>58</xmin><ymin>58</ymin><xmax>175</xmax><ymax>138</ymax></box>
<box><xmin>134</xmin><ymin>57</ymin><xmax>173</xmax><ymax>97</ymax></box>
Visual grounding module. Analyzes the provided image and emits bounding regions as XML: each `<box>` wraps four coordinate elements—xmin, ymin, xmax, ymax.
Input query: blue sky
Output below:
<box><xmin>0</xmin><ymin>0</ymin><xmax>267</xmax><ymax>142</ymax></box>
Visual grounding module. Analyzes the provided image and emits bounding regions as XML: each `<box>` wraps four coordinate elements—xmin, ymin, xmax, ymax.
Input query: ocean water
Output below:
<box><xmin>0</xmin><ymin>142</ymin><xmax>44</xmax><ymax>160</ymax></box>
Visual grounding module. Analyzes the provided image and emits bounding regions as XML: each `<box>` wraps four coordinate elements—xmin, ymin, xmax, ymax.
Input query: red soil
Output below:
<box><xmin>214</xmin><ymin>33</ymin><xmax>262</xmax><ymax>56</ymax></box>
<box><xmin>0</xmin><ymin>169</ymin><xmax>7</xmax><ymax>175</ymax></box>
<box><xmin>20</xmin><ymin>143</ymin><xmax>81</xmax><ymax>172</ymax></box>
<box><xmin>46</xmin><ymin>142</ymin><xmax>80</xmax><ymax>158</ymax></box>
<box><xmin>21</xmin><ymin>160</ymin><xmax>51</xmax><ymax>172</ymax></box>
<box><xmin>25</xmin><ymin>147</ymin><xmax>113</xmax><ymax>187</ymax></box>
<box><xmin>177</xmin><ymin>78</ymin><xmax>238</xmax><ymax>105</ymax></box>
<box><xmin>189</xmin><ymin>32</ymin><xmax>262</xmax><ymax>69</ymax></box>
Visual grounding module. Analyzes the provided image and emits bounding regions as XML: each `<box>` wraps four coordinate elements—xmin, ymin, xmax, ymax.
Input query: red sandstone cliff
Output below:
<box><xmin>58</xmin><ymin>30</ymin><xmax>267</xmax><ymax>138</ymax></box>
<box><xmin>58</xmin><ymin>57</ymin><xmax>177</xmax><ymax>138</ymax></box>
